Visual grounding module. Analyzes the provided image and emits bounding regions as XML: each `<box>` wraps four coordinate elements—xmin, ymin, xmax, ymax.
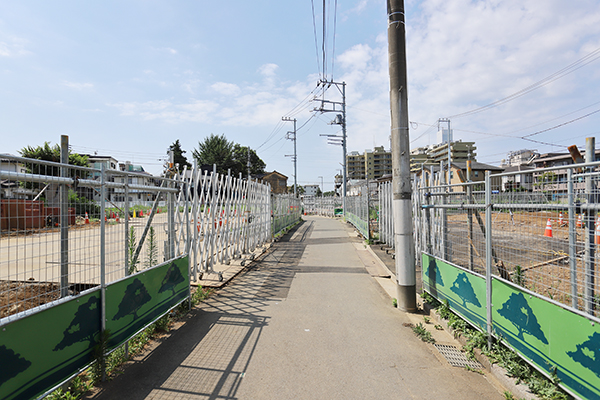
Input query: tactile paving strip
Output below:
<box><xmin>434</xmin><ymin>344</ymin><xmax>483</xmax><ymax>369</ymax></box>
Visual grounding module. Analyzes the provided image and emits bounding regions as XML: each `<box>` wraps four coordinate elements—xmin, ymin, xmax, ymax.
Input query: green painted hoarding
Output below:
<box><xmin>492</xmin><ymin>279</ymin><xmax>600</xmax><ymax>400</ymax></box>
<box><xmin>105</xmin><ymin>256</ymin><xmax>189</xmax><ymax>350</ymax></box>
<box><xmin>422</xmin><ymin>253</ymin><xmax>487</xmax><ymax>330</ymax></box>
<box><xmin>422</xmin><ymin>252</ymin><xmax>600</xmax><ymax>400</ymax></box>
<box><xmin>0</xmin><ymin>291</ymin><xmax>101</xmax><ymax>400</ymax></box>
<box><xmin>0</xmin><ymin>256</ymin><xmax>189</xmax><ymax>400</ymax></box>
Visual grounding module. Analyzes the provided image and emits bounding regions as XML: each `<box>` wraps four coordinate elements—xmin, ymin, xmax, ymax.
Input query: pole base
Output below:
<box><xmin>396</xmin><ymin>284</ymin><xmax>417</xmax><ymax>312</ymax></box>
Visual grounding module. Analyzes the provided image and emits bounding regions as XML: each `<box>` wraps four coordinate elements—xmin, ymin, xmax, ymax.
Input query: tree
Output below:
<box><xmin>19</xmin><ymin>142</ymin><xmax>89</xmax><ymax>176</ymax></box>
<box><xmin>192</xmin><ymin>134</ymin><xmax>266</xmax><ymax>177</ymax></box>
<box><xmin>232</xmin><ymin>144</ymin><xmax>266</xmax><ymax>177</ymax></box>
<box><xmin>288</xmin><ymin>185</ymin><xmax>305</xmax><ymax>195</ymax></box>
<box><xmin>168</xmin><ymin>139</ymin><xmax>191</xmax><ymax>173</ymax></box>
<box><xmin>192</xmin><ymin>134</ymin><xmax>235</xmax><ymax>175</ymax></box>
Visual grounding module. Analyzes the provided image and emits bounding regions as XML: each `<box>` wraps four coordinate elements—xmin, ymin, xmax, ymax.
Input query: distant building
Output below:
<box><xmin>304</xmin><ymin>184</ymin><xmax>319</xmax><ymax>197</ymax></box>
<box><xmin>415</xmin><ymin>161</ymin><xmax>503</xmax><ymax>191</ymax></box>
<box><xmin>256</xmin><ymin>171</ymin><xmax>288</xmax><ymax>194</ymax></box>
<box><xmin>501</xmin><ymin>149</ymin><xmax>539</xmax><ymax>167</ymax></box>
<box><xmin>410</xmin><ymin>141</ymin><xmax>477</xmax><ymax>172</ymax></box>
<box><xmin>346</xmin><ymin>146</ymin><xmax>392</xmax><ymax>180</ymax></box>
<box><xmin>0</xmin><ymin>156</ymin><xmax>29</xmax><ymax>199</ymax></box>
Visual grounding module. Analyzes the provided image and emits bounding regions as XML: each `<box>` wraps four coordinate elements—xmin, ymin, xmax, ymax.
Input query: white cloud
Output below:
<box><xmin>258</xmin><ymin>63</ymin><xmax>279</xmax><ymax>78</ymax></box>
<box><xmin>0</xmin><ymin>35</ymin><xmax>31</xmax><ymax>57</ymax></box>
<box><xmin>63</xmin><ymin>81</ymin><xmax>94</xmax><ymax>90</ymax></box>
<box><xmin>211</xmin><ymin>82</ymin><xmax>241</xmax><ymax>97</ymax></box>
<box><xmin>332</xmin><ymin>0</ymin><xmax>600</xmax><ymax>159</ymax></box>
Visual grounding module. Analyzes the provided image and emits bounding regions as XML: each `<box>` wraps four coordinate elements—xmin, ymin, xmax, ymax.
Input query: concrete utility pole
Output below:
<box><xmin>282</xmin><ymin>117</ymin><xmax>298</xmax><ymax>197</ymax></box>
<box><xmin>388</xmin><ymin>0</ymin><xmax>416</xmax><ymax>312</ymax></box>
<box><xmin>313</xmin><ymin>80</ymin><xmax>347</xmax><ymax>216</ymax></box>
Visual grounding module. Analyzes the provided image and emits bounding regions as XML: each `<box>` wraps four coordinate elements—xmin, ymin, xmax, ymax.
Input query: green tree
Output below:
<box><xmin>168</xmin><ymin>139</ymin><xmax>191</xmax><ymax>173</ymax></box>
<box><xmin>192</xmin><ymin>134</ymin><xmax>266</xmax><ymax>177</ymax></box>
<box><xmin>192</xmin><ymin>134</ymin><xmax>235</xmax><ymax>175</ymax></box>
<box><xmin>232</xmin><ymin>144</ymin><xmax>266</xmax><ymax>177</ymax></box>
<box><xmin>19</xmin><ymin>142</ymin><xmax>89</xmax><ymax>176</ymax></box>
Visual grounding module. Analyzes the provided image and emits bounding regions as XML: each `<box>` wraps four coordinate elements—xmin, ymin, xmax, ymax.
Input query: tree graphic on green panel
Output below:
<box><xmin>451</xmin><ymin>272</ymin><xmax>481</xmax><ymax>308</ymax></box>
<box><xmin>497</xmin><ymin>292</ymin><xmax>548</xmax><ymax>344</ymax></box>
<box><xmin>0</xmin><ymin>345</ymin><xmax>31</xmax><ymax>386</ymax></box>
<box><xmin>425</xmin><ymin>258</ymin><xmax>444</xmax><ymax>286</ymax></box>
<box><xmin>159</xmin><ymin>262</ymin><xmax>185</xmax><ymax>297</ymax></box>
<box><xmin>567</xmin><ymin>332</ymin><xmax>600</xmax><ymax>377</ymax></box>
<box><xmin>53</xmin><ymin>296</ymin><xmax>100</xmax><ymax>351</ymax></box>
<box><xmin>113</xmin><ymin>278</ymin><xmax>151</xmax><ymax>321</ymax></box>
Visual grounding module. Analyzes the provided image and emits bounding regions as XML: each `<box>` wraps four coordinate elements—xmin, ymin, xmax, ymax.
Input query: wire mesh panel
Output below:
<box><xmin>415</xmin><ymin>162</ymin><xmax>600</xmax><ymax>319</ymax></box>
<box><xmin>0</xmin><ymin>154</ymin><xmax>179</xmax><ymax>321</ymax></box>
<box><xmin>302</xmin><ymin>195</ymin><xmax>340</xmax><ymax>217</ymax></box>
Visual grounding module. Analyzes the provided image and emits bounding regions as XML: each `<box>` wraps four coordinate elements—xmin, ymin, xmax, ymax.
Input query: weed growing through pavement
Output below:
<box><xmin>412</xmin><ymin>323</ymin><xmax>436</xmax><ymax>343</ymax></box>
<box><xmin>427</xmin><ymin>294</ymin><xmax>569</xmax><ymax>400</ymax></box>
<box><xmin>392</xmin><ymin>298</ymin><xmax>397</xmax><ymax>308</ymax></box>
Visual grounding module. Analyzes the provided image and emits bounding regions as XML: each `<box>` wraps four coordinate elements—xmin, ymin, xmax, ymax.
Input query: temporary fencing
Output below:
<box><xmin>414</xmin><ymin>162</ymin><xmax>600</xmax><ymax>400</ymax></box>
<box><xmin>0</xmin><ymin>152</ymin><xmax>300</xmax><ymax>400</ymax></box>
<box><xmin>302</xmin><ymin>195</ymin><xmax>340</xmax><ymax>217</ymax></box>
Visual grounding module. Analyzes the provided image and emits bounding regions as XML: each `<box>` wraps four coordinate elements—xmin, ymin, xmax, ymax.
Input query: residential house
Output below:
<box><xmin>256</xmin><ymin>171</ymin><xmax>288</xmax><ymax>194</ymax></box>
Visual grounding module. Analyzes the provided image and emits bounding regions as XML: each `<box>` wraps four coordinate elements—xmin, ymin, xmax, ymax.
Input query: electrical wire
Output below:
<box><xmin>331</xmin><ymin>0</ymin><xmax>338</xmax><ymax>81</ymax></box>
<box><xmin>447</xmin><ymin>46</ymin><xmax>600</xmax><ymax>119</ymax></box>
<box><xmin>311</xmin><ymin>0</ymin><xmax>322</xmax><ymax>79</ymax></box>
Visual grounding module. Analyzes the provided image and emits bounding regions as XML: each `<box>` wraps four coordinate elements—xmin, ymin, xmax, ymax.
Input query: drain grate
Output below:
<box><xmin>434</xmin><ymin>344</ymin><xmax>482</xmax><ymax>369</ymax></box>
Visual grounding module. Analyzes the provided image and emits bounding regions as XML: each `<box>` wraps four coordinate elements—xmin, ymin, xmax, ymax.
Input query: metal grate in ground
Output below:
<box><xmin>434</xmin><ymin>344</ymin><xmax>482</xmax><ymax>369</ymax></box>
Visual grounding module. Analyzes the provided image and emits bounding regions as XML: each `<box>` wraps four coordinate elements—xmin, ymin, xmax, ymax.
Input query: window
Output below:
<box><xmin>474</xmin><ymin>171</ymin><xmax>479</xmax><ymax>178</ymax></box>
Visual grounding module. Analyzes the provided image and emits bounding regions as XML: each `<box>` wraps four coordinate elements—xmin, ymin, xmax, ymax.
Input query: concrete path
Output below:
<box><xmin>90</xmin><ymin>216</ymin><xmax>505</xmax><ymax>399</ymax></box>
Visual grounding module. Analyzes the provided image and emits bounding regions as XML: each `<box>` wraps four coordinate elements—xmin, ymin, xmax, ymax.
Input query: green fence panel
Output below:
<box><xmin>346</xmin><ymin>212</ymin><xmax>368</xmax><ymax>239</ymax></box>
<box><xmin>0</xmin><ymin>290</ymin><xmax>101</xmax><ymax>400</ymax></box>
<box><xmin>492</xmin><ymin>279</ymin><xmax>600</xmax><ymax>400</ymax></box>
<box><xmin>105</xmin><ymin>256</ymin><xmax>189</xmax><ymax>350</ymax></box>
<box><xmin>422</xmin><ymin>253</ymin><xmax>487</xmax><ymax>330</ymax></box>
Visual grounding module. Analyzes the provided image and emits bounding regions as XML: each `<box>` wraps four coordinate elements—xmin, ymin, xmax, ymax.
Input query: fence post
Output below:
<box><xmin>485</xmin><ymin>171</ymin><xmax>493</xmax><ymax>348</ymax></box>
<box><xmin>568</xmin><ymin>168</ymin><xmax>577</xmax><ymax>309</ymax></box>
<box><xmin>60</xmin><ymin>135</ymin><xmax>69</xmax><ymax>298</ymax></box>
<box><xmin>585</xmin><ymin>137</ymin><xmax>596</xmax><ymax>313</ymax></box>
<box><xmin>100</xmin><ymin>163</ymin><xmax>107</xmax><ymax>381</ymax></box>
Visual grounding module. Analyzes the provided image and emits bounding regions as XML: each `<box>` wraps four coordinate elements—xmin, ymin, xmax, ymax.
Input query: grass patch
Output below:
<box><xmin>412</xmin><ymin>322</ymin><xmax>436</xmax><ymax>343</ymax></box>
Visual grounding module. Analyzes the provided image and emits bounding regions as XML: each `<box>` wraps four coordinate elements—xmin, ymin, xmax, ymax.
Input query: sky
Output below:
<box><xmin>2</xmin><ymin>0</ymin><xmax>600</xmax><ymax>192</ymax></box>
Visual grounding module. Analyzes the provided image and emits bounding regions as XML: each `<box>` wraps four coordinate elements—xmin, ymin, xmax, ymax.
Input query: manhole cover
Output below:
<box><xmin>434</xmin><ymin>344</ymin><xmax>482</xmax><ymax>369</ymax></box>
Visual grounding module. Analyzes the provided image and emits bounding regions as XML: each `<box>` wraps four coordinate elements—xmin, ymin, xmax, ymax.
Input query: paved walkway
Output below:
<box><xmin>89</xmin><ymin>216</ymin><xmax>505</xmax><ymax>399</ymax></box>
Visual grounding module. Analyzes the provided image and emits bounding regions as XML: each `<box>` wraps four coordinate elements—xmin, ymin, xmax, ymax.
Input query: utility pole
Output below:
<box><xmin>247</xmin><ymin>147</ymin><xmax>251</xmax><ymax>180</ymax></box>
<box><xmin>318</xmin><ymin>176</ymin><xmax>323</xmax><ymax>197</ymax></box>
<box><xmin>388</xmin><ymin>0</ymin><xmax>416</xmax><ymax>312</ymax></box>
<box><xmin>313</xmin><ymin>80</ymin><xmax>347</xmax><ymax>216</ymax></box>
<box><xmin>282</xmin><ymin>117</ymin><xmax>298</xmax><ymax>197</ymax></box>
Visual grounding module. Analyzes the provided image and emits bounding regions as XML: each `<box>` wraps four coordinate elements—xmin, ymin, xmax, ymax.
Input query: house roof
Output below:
<box><xmin>256</xmin><ymin>170</ymin><xmax>288</xmax><ymax>180</ymax></box>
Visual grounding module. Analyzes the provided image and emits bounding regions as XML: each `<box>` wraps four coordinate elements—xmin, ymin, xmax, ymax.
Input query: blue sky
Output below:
<box><xmin>2</xmin><ymin>0</ymin><xmax>600</xmax><ymax>191</ymax></box>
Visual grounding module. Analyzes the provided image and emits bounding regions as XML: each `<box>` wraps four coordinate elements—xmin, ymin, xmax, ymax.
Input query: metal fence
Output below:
<box><xmin>302</xmin><ymin>195</ymin><xmax>341</xmax><ymax>217</ymax></box>
<box><xmin>0</xmin><ymin>153</ymin><xmax>301</xmax><ymax>400</ymax></box>
<box><xmin>0</xmin><ymin>155</ymin><xmax>181</xmax><ymax>320</ymax></box>
<box><xmin>414</xmin><ymin>161</ymin><xmax>600</xmax><ymax>400</ymax></box>
<box><xmin>272</xmin><ymin>193</ymin><xmax>302</xmax><ymax>235</ymax></box>
<box><xmin>414</xmin><ymin>163</ymin><xmax>600</xmax><ymax>317</ymax></box>
<box><xmin>379</xmin><ymin>181</ymin><xmax>394</xmax><ymax>249</ymax></box>
<box><xmin>345</xmin><ymin>181</ymin><xmax>379</xmax><ymax>240</ymax></box>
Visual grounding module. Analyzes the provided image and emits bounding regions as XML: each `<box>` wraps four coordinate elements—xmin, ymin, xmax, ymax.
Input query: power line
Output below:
<box><xmin>447</xmin><ymin>46</ymin><xmax>600</xmax><ymax>119</ymax></box>
<box><xmin>331</xmin><ymin>0</ymin><xmax>338</xmax><ymax>80</ymax></box>
<box><xmin>310</xmin><ymin>0</ymin><xmax>321</xmax><ymax>79</ymax></box>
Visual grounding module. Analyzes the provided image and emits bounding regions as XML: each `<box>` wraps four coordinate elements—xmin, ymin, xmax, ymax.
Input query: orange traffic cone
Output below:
<box><xmin>577</xmin><ymin>214</ymin><xmax>583</xmax><ymax>228</ymax></box>
<box><xmin>558</xmin><ymin>212</ymin><xmax>565</xmax><ymax>227</ymax></box>
<box><xmin>84</xmin><ymin>212</ymin><xmax>90</xmax><ymax>224</ymax></box>
<box><xmin>544</xmin><ymin>218</ymin><xmax>553</xmax><ymax>237</ymax></box>
<box><xmin>116</xmin><ymin>213</ymin><xmax>120</xmax><ymax>223</ymax></box>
